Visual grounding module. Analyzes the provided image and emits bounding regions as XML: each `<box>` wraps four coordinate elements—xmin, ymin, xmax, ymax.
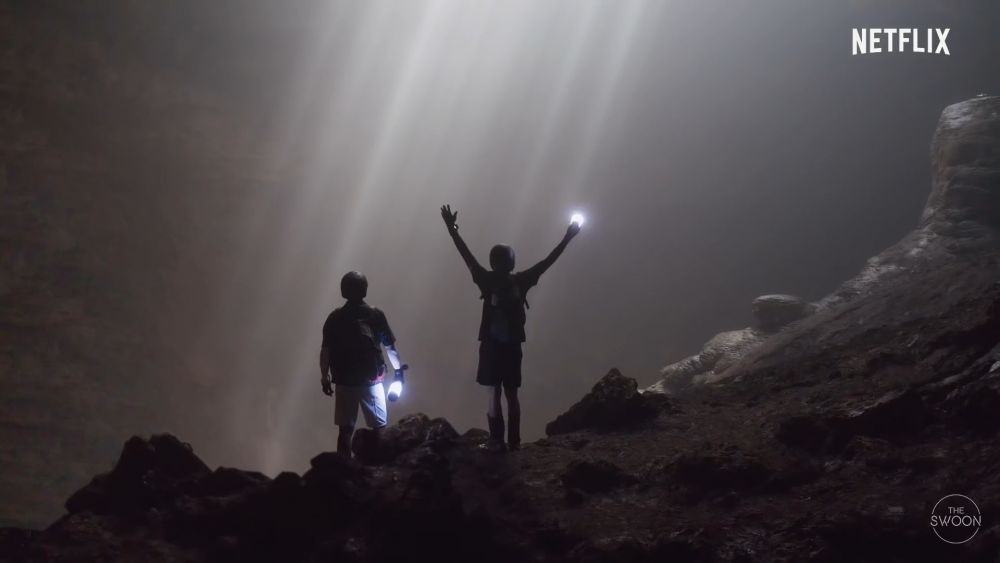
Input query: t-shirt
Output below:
<box><xmin>472</xmin><ymin>264</ymin><xmax>544</xmax><ymax>343</ymax></box>
<box><xmin>322</xmin><ymin>301</ymin><xmax>395</xmax><ymax>384</ymax></box>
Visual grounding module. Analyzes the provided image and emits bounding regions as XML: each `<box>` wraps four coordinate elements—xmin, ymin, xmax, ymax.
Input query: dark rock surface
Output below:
<box><xmin>545</xmin><ymin>369</ymin><xmax>668</xmax><ymax>435</ymax></box>
<box><xmin>751</xmin><ymin>294</ymin><xmax>814</xmax><ymax>331</ymax></box>
<box><xmin>352</xmin><ymin>413</ymin><xmax>459</xmax><ymax>464</ymax></box>
<box><xmin>560</xmin><ymin>459</ymin><xmax>637</xmax><ymax>494</ymax></box>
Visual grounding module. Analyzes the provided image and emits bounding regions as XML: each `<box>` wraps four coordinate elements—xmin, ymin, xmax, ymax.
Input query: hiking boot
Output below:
<box><xmin>487</xmin><ymin>414</ymin><xmax>505</xmax><ymax>443</ymax></box>
<box><xmin>507</xmin><ymin>412</ymin><xmax>521</xmax><ymax>451</ymax></box>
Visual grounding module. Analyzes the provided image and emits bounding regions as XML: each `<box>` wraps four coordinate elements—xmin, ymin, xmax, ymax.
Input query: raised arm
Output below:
<box><xmin>523</xmin><ymin>222</ymin><xmax>580</xmax><ymax>280</ymax></box>
<box><xmin>441</xmin><ymin>204</ymin><xmax>484</xmax><ymax>274</ymax></box>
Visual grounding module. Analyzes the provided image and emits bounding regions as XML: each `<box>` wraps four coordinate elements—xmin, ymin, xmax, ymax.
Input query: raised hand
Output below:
<box><xmin>565</xmin><ymin>222</ymin><xmax>581</xmax><ymax>241</ymax></box>
<box><xmin>441</xmin><ymin>204</ymin><xmax>458</xmax><ymax>229</ymax></box>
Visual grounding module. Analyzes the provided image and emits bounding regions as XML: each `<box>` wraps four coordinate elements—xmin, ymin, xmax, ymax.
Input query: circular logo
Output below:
<box><xmin>930</xmin><ymin>494</ymin><xmax>981</xmax><ymax>544</ymax></box>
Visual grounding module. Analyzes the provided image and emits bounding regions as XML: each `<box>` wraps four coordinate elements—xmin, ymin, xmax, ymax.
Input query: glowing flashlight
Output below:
<box><xmin>570</xmin><ymin>212</ymin><xmax>586</xmax><ymax>227</ymax></box>
<box><xmin>387</xmin><ymin>381</ymin><xmax>403</xmax><ymax>401</ymax></box>
<box><xmin>387</xmin><ymin>364</ymin><xmax>408</xmax><ymax>402</ymax></box>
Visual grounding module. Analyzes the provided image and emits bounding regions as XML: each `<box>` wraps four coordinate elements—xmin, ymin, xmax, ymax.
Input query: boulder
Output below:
<box><xmin>352</xmin><ymin>414</ymin><xmax>459</xmax><ymax>464</ymax></box>
<box><xmin>197</xmin><ymin>467</ymin><xmax>271</xmax><ymax>498</ymax></box>
<box><xmin>65</xmin><ymin>434</ymin><xmax>210</xmax><ymax>515</ymax></box>
<box><xmin>546</xmin><ymin>370</ymin><xmax>665</xmax><ymax>435</ymax></box>
<box><xmin>303</xmin><ymin>452</ymin><xmax>369</xmax><ymax>506</ymax></box>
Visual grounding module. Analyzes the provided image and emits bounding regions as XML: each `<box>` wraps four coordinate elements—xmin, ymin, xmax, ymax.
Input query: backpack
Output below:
<box><xmin>485</xmin><ymin>277</ymin><xmax>526</xmax><ymax>342</ymax></box>
<box><xmin>329</xmin><ymin>311</ymin><xmax>383</xmax><ymax>385</ymax></box>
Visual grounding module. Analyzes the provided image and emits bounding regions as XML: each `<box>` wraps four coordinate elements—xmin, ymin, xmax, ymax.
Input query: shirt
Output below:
<box><xmin>322</xmin><ymin>301</ymin><xmax>395</xmax><ymax>384</ymax></box>
<box><xmin>472</xmin><ymin>265</ymin><xmax>544</xmax><ymax>343</ymax></box>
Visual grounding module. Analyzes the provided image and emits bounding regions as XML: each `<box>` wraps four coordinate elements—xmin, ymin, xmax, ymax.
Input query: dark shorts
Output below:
<box><xmin>477</xmin><ymin>340</ymin><xmax>523</xmax><ymax>388</ymax></box>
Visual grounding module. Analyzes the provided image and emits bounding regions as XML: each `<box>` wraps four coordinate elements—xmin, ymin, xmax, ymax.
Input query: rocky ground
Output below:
<box><xmin>2</xmin><ymin>95</ymin><xmax>998</xmax><ymax>561</ymax></box>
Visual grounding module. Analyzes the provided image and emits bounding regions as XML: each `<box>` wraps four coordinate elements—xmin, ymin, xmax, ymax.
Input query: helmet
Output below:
<box><xmin>341</xmin><ymin>271</ymin><xmax>368</xmax><ymax>301</ymax></box>
<box><xmin>489</xmin><ymin>244</ymin><xmax>515</xmax><ymax>273</ymax></box>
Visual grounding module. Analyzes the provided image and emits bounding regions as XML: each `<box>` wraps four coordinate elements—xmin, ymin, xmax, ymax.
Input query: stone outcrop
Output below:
<box><xmin>646</xmin><ymin>294</ymin><xmax>813</xmax><ymax>394</ymax></box>
<box><xmin>817</xmin><ymin>94</ymin><xmax>1000</xmax><ymax>309</ymax></box>
<box><xmin>649</xmin><ymin>95</ymin><xmax>1000</xmax><ymax>395</ymax></box>
<box><xmin>351</xmin><ymin>413</ymin><xmax>459</xmax><ymax>464</ymax></box>
<box><xmin>545</xmin><ymin>369</ymin><xmax>669</xmax><ymax>435</ymax></box>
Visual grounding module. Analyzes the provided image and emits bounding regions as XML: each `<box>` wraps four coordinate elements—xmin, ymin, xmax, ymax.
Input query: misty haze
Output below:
<box><xmin>2</xmin><ymin>2</ymin><xmax>1000</xmax><ymax>559</ymax></box>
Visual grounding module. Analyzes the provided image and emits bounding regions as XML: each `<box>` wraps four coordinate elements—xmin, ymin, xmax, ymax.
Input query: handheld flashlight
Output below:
<box><xmin>387</xmin><ymin>381</ymin><xmax>402</xmax><ymax>401</ymax></box>
<box><xmin>387</xmin><ymin>364</ymin><xmax>408</xmax><ymax>402</ymax></box>
<box><xmin>570</xmin><ymin>212</ymin><xmax>586</xmax><ymax>227</ymax></box>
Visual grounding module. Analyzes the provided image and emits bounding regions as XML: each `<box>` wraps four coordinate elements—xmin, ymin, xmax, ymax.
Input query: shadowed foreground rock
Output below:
<box><xmin>352</xmin><ymin>413</ymin><xmax>459</xmax><ymax>464</ymax></box>
<box><xmin>545</xmin><ymin>369</ymin><xmax>669</xmax><ymax>435</ymax></box>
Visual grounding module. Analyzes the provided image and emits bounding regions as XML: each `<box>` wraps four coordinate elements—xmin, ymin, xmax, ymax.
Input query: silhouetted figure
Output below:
<box><xmin>320</xmin><ymin>271</ymin><xmax>405</xmax><ymax>458</ymax></box>
<box><xmin>441</xmin><ymin>205</ymin><xmax>580</xmax><ymax>451</ymax></box>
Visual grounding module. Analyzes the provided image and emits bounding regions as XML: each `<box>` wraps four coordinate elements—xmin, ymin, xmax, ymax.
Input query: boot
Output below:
<box><xmin>480</xmin><ymin>414</ymin><xmax>506</xmax><ymax>451</ymax></box>
<box><xmin>507</xmin><ymin>411</ymin><xmax>521</xmax><ymax>451</ymax></box>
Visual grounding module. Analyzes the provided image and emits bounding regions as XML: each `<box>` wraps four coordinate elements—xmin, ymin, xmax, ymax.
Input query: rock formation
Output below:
<box><xmin>648</xmin><ymin>95</ymin><xmax>1000</xmax><ymax>396</ymax></box>
<box><xmin>647</xmin><ymin>294</ymin><xmax>814</xmax><ymax>394</ymax></box>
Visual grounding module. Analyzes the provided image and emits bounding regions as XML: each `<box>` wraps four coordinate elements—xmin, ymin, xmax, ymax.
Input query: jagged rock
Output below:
<box><xmin>546</xmin><ymin>369</ymin><xmax>665</xmax><ymax>435</ymax></box>
<box><xmin>197</xmin><ymin>467</ymin><xmax>271</xmax><ymax>497</ymax></box>
<box><xmin>214</xmin><ymin>471</ymin><xmax>322</xmax><ymax>561</ymax></box>
<box><xmin>352</xmin><ymin>414</ymin><xmax>459</xmax><ymax>464</ymax></box>
<box><xmin>926</xmin><ymin>95</ymin><xmax>1000</xmax><ymax>232</ymax></box>
<box><xmin>561</xmin><ymin>459</ymin><xmax>637</xmax><ymax>494</ymax></box>
<box><xmin>65</xmin><ymin>434</ymin><xmax>210</xmax><ymax>515</ymax></box>
<box><xmin>303</xmin><ymin>452</ymin><xmax>370</xmax><ymax>507</ymax></box>
<box><xmin>647</xmin><ymin>294</ymin><xmax>813</xmax><ymax>395</ymax></box>
<box><xmin>818</xmin><ymin>95</ymin><xmax>1000</xmax><ymax>309</ymax></box>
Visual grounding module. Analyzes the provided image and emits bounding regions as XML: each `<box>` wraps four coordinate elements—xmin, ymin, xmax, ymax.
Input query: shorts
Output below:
<box><xmin>476</xmin><ymin>340</ymin><xmax>523</xmax><ymax>388</ymax></box>
<box><xmin>334</xmin><ymin>383</ymin><xmax>387</xmax><ymax>428</ymax></box>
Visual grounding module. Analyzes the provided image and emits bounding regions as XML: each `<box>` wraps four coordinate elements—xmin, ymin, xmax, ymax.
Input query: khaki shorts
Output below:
<box><xmin>334</xmin><ymin>383</ymin><xmax>387</xmax><ymax>428</ymax></box>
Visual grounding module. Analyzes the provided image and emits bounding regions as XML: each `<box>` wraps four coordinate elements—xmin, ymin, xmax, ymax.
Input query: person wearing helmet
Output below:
<box><xmin>440</xmin><ymin>205</ymin><xmax>581</xmax><ymax>451</ymax></box>
<box><xmin>320</xmin><ymin>271</ymin><xmax>405</xmax><ymax>458</ymax></box>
